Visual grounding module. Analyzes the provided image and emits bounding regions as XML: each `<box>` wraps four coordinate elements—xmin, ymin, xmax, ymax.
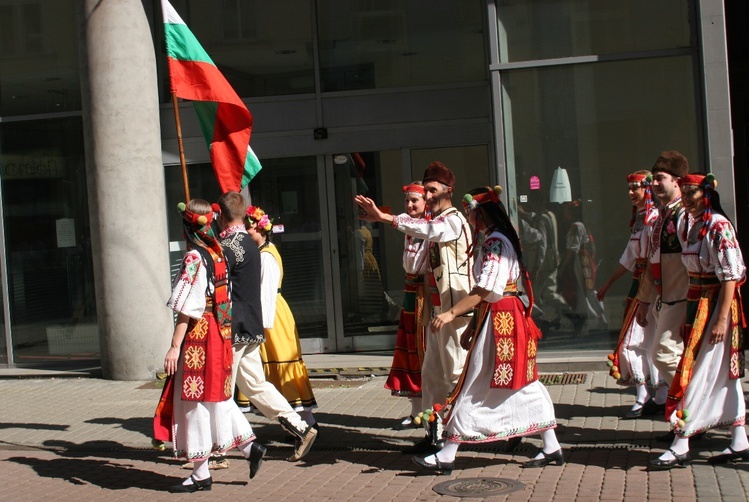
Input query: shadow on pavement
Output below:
<box><xmin>6</xmin><ymin>454</ymin><xmax>179</xmax><ymax>491</ymax></box>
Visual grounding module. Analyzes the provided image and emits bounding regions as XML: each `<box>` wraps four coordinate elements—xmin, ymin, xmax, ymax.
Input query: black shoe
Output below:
<box><xmin>500</xmin><ymin>436</ymin><xmax>523</xmax><ymax>452</ymax></box>
<box><xmin>402</xmin><ymin>438</ymin><xmax>442</xmax><ymax>455</ymax></box>
<box><xmin>622</xmin><ymin>401</ymin><xmax>645</xmax><ymax>420</ymax></box>
<box><xmin>707</xmin><ymin>447</ymin><xmax>749</xmax><ymax>464</ymax></box>
<box><xmin>691</xmin><ymin>432</ymin><xmax>706</xmax><ymax>442</ymax></box>
<box><xmin>648</xmin><ymin>449</ymin><xmax>690</xmax><ymax>470</ymax></box>
<box><xmin>412</xmin><ymin>455</ymin><xmax>454</xmax><ymax>475</ymax></box>
<box><xmin>641</xmin><ymin>399</ymin><xmax>666</xmax><ymax>416</ymax></box>
<box><xmin>522</xmin><ymin>449</ymin><xmax>564</xmax><ymax>468</ymax></box>
<box><xmin>655</xmin><ymin>430</ymin><xmax>676</xmax><ymax>443</ymax></box>
<box><xmin>247</xmin><ymin>442</ymin><xmax>266</xmax><ymax>479</ymax></box>
<box><xmin>168</xmin><ymin>475</ymin><xmax>213</xmax><ymax>493</ymax></box>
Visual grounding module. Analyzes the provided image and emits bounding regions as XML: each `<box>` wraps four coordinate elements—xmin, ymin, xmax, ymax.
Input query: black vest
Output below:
<box><xmin>221</xmin><ymin>231</ymin><xmax>264</xmax><ymax>344</ymax></box>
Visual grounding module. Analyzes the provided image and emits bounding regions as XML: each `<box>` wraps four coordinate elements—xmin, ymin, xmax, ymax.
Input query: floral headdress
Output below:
<box><xmin>678</xmin><ymin>173</ymin><xmax>717</xmax><ymax>241</ymax></box>
<box><xmin>245</xmin><ymin>205</ymin><xmax>273</xmax><ymax>233</ymax></box>
<box><xmin>626</xmin><ymin>173</ymin><xmax>653</xmax><ymax>228</ymax></box>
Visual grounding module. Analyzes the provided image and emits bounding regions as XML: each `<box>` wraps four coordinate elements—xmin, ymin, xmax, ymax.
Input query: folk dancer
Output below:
<box><xmin>412</xmin><ymin>186</ymin><xmax>562</xmax><ymax>474</ymax></box>
<box><xmin>649</xmin><ymin>173</ymin><xmax>747</xmax><ymax>469</ymax></box>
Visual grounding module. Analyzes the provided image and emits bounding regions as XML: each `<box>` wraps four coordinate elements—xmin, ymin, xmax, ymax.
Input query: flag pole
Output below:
<box><xmin>171</xmin><ymin>92</ymin><xmax>191</xmax><ymax>202</ymax></box>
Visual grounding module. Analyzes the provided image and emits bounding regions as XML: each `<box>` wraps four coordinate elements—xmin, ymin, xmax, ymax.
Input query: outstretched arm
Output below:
<box><xmin>596</xmin><ymin>264</ymin><xmax>628</xmax><ymax>301</ymax></box>
<box><xmin>354</xmin><ymin>195</ymin><xmax>394</xmax><ymax>225</ymax></box>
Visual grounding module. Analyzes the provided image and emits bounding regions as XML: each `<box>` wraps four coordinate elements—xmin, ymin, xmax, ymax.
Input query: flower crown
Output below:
<box><xmin>245</xmin><ymin>205</ymin><xmax>273</xmax><ymax>232</ymax></box>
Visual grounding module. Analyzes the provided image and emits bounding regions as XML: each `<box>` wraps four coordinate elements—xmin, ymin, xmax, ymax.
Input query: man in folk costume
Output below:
<box><xmin>217</xmin><ymin>191</ymin><xmax>317</xmax><ymax>462</ymax></box>
<box><xmin>356</xmin><ymin>161</ymin><xmax>473</xmax><ymax>454</ymax></box>
<box><xmin>634</xmin><ymin>151</ymin><xmax>690</xmax><ymax>424</ymax></box>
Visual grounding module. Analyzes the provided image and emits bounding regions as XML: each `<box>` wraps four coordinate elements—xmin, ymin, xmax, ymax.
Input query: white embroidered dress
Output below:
<box><xmin>616</xmin><ymin>207</ymin><xmax>661</xmax><ymax>387</ymax></box>
<box><xmin>671</xmin><ymin>213</ymin><xmax>746</xmax><ymax>436</ymax></box>
<box><xmin>167</xmin><ymin>249</ymin><xmax>254</xmax><ymax>461</ymax></box>
<box><xmin>445</xmin><ymin>231</ymin><xmax>557</xmax><ymax>443</ymax></box>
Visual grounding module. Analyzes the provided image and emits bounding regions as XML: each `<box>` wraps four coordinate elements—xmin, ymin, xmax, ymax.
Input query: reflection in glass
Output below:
<box><xmin>1</xmin><ymin>118</ymin><xmax>97</xmax><ymax>364</ymax></box>
<box><xmin>0</xmin><ymin>0</ymin><xmax>81</xmax><ymax>116</ymax></box>
<box><xmin>165</xmin><ymin>0</ymin><xmax>315</xmax><ymax>98</ymax></box>
<box><xmin>496</xmin><ymin>0</ymin><xmax>691</xmax><ymax>63</ymax></box>
<box><xmin>502</xmin><ymin>56</ymin><xmax>699</xmax><ymax>348</ymax></box>
<box><xmin>317</xmin><ymin>0</ymin><xmax>486</xmax><ymax>91</ymax></box>
<box><xmin>248</xmin><ymin>157</ymin><xmax>328</xmax><ymax>339</ymax></box>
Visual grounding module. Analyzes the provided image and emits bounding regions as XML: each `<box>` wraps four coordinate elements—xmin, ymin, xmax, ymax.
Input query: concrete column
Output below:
<box><xmin>78</xmin><ymin>0</ymin><xmax>174</xmax><ymax>380</ymax></box>
<box><xmin>699</xmin><ymin>0</ymin><xmax>736</xmax><ymax>220</ymax></box>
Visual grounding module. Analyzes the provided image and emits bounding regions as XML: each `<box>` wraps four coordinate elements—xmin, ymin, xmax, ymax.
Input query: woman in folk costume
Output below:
<box><xmin>413</xmin><ymin>186</ymin><xmax>562</xmax><ymax>474</ymax></box>
<box><xmin>245</xmin><ymin>205</ymin><xmax>318</xmax><ymax>427</ymax></box>
<box><xmin>385</xmin><ymin>182</ymin><xmax>430</xmax><ymax>427</ymax></box>
<box><xmin>649</xmin><ymin>173</ymin><xmax>748</xmax><ymax>470</ymax></box>
<box><xmin>597</xmin><ymin>172</ymin><xmax>665</xmax><ymax>419</ymax></box>
<box><xmin>559</xmin><ymin>200</ymin><xmax>607</xmax><ymax>332</ymax></box>
<box><xmin>153</xmin><ymin>199</ymin><xmax>265</xmax><ymax>493</ymax></box>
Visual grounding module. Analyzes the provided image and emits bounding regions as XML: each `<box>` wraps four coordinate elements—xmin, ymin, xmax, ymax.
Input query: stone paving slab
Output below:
<box><xmin>1</xmin><ymin>373</ymin><xmax>748</xmax><ymax>500</ymax></box>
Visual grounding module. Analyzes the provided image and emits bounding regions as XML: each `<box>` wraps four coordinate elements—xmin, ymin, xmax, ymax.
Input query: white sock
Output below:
<box><xmin>728</xmin><ymin>425</ymin><xmax>749</xmax><ymax>453</ymax></box>
<box><xmin>654</xmin><ymin>384</ymin><xmax>668</xmax><ymax>405</ymax></box>
<box><xmin>239</xmin><ymin>440</ymin><xmax>253</xmax><ymax>459</ymax></box>
<box><xmin>659</xmin><ymin>435</ymin><xmax>689</xmax><ymax>460</ymax></box>
<box><xmin>299</xmin><ymin>408</ymin><xmax>316</xmax><ymax>426</ymax></box>
<box><xmin>188</xmin><ymin>459</ymin><xmax>210</xmax><ymax>483</ymax></box>
<box><xmin>633</xmin><ymin>384</ymin><xmax>649</xmax><ymax>410</ymax></box>
<box><xmin>436</xmin><ymin>441</ymin><xmax>459</xmax><ymax>463</ymax></box>
<box><xmin>534</xmin><ymin>430</ymin><xmax>560</xmax><ymax>459</ymax></box>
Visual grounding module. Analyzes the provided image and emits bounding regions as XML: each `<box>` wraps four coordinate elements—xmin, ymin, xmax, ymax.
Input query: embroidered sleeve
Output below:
<box><xmin>260</xmin><ymin>251</ymin><xmax>280</xmax><ymax>329</ymax></box>
<box><xmin>475</xmin><ymin>236</ymin><xmax>511</xmax><ymax>297</ymax></box>
<box><xmin>167</xmin><ymin>250</ymin><xmax>207</xmax><ymax>319</ymax></box>
<box><xmin>709</xmin><ymin>219</ymin><xmax>746</xmax><ymax>282</ymax></box>
<box><xmin>394</xmin><ymin>211</ymin><xmax>464</xmax><ymax>242</ymax></box>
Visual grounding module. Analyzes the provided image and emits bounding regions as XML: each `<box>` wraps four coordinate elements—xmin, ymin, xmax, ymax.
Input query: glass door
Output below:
<box><xmin>326</xmin><ymin>146</ymin><xmax>491</xmax><ymax>352</ymax></box>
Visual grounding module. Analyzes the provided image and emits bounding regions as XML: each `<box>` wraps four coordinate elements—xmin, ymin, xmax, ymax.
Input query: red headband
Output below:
<box><xmin>402</xmin><ymin>184</ymin><xmax>425</xmax><ymax>196</ymax></box>
<box><xmin>678</xmin><ymin>173</ymin><xmax>707</xmax><ymax>187</ymax></box>
<box><xmin>627</xmin><ymin>173</ymin><xmax>651</xmax><ymax>184</ymax></box>
<box><xmin>179</xmin><ymin>203</ymin><xmax>213</xmax><ymax>227</ymax></box>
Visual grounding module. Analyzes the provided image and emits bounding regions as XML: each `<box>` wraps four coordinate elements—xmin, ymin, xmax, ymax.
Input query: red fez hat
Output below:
<box><xmin>422</xmin><ymin>161</ymin><xmax>455</xmax><ymax>187</ymax></box>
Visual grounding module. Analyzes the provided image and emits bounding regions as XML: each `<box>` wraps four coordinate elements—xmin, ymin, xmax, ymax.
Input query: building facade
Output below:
<box><xmin>0</xmin><ymin>0</ymin><xmax>741</xmax><ymax>376</ymax></box>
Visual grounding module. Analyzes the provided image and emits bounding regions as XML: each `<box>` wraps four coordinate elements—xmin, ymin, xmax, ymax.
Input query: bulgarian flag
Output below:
<box><xmin>161</xmin><ymin>0</ymin><xmax>262</xmax><ymax>193</ymax></box>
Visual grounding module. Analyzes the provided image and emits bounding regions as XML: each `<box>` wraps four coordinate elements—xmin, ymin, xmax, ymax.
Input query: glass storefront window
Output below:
<box><xmin>501</xmin><ymin>55</ymin><xmax>699</xmax><ymax>349</ymax></box>
<box><xmin>317</xmin><ymin>0</ymin><xmax>487</xmax><ymax>91</ymax></box>
<box><xmin>0</xmin><ymin>0</ymin><xmax>81</xmax><ymax>116</ymax></box>
<box><xmin>496</xmin><ymin>0</ymin><xmax>692</xmax><ymax>63</ymax></box>
<box><xmin>0</xmin><ymin>118</ymin><xmax>97</xmax><ymax>365</ymax></box>
<box><xmin>247</xmin><ymin>157</ymin><xmax>328</xmax><ymax>339</ymax></box>
<box><xmin>164</xmin><ymin>0</ymin><xmax>315</xmax><ymax>97</ymax></box>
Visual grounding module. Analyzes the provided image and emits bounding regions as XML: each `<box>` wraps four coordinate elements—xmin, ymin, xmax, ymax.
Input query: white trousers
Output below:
<box><xmin>420</xmin><ymin>314</ymin><xmax>470</xmax><ymax>409</ymax></box>
<box><xmin>231</xmin><ymin>342</ymin><xmax>308</xmax><ymax>431</ymax></box>
<box><xmin>649</xmin><ymin>301</ymin><xmax>686</xmax><ymax>385</ymax></box>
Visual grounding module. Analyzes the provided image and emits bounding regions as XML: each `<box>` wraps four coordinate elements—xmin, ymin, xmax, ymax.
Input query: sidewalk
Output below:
<box><xmin>1</xmin><ymin>358</ymin><xmax>748</xmax><ymax>501</ymax></box>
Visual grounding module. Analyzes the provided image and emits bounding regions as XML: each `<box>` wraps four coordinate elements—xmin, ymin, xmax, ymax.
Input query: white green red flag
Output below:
<box><xmin>161</xmin><ymin>0</ymin><xmax>262</xmax><ymax>192</ymax></box>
